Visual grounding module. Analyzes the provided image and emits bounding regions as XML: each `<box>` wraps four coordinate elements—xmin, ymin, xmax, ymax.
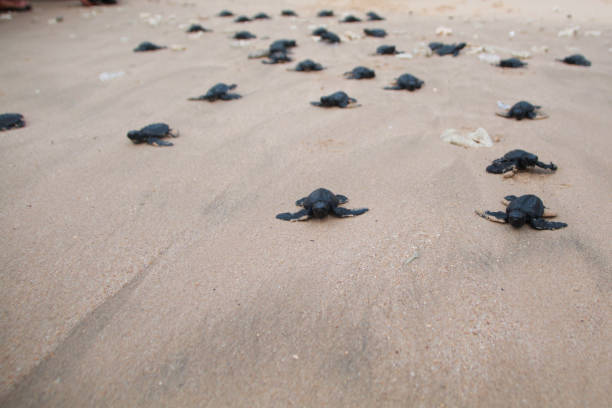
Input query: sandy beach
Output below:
<box><xmin>1</xmin><ymin>0</ymin><xmax>611</xmax><ymax>406</ymax></box>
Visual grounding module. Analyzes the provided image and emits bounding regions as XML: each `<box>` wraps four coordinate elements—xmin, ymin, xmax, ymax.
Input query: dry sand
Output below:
<box><xmin>1</xmin><ymin>0</ymin><xmax>611</xmax><ymax>406</ymax></box>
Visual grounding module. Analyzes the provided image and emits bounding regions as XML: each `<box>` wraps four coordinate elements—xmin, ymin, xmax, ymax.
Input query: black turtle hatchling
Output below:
<box><xmin>317</xmin><ymin>10</ymin><xmax>334</xmax><ymax>17</ymax></box>
<box><xmin>384</xmin><ymin>73</ymin><xmax>424</xmax><ymax>91</ymax></box>
<box><xmin>320</xmin><ymin>30</ymin><xmax>341</xmax><ymax>43</ymax></box>
<box><xmin>234</xmin><ymin>31</ymin><xmax>256</xmax><ymax>40</ymax></box>
<box><xmin>486</xmin><ymin>149</ymin><xmax>557</xmax><ymax>177</ymax></box>
<box><xmin>497</xmin><ymin>58</ymin><xmax>526</xmax><ymax>68</ymax></box>
<box><xmin>344</xmin><ymin>66</ymin><xmax>375</xmax><ymax>79</ymax></box>
<box><xmin>218</xmin><ymin>10</ymin><xmax>234</xmax><ymax>17</ymax></box>
<box><xmin>366</xmin><ymin>11</ymin><xmax>385</xmax><ymax>21</ymax></box>
<box><xmin>0</xmin><ymin>113</ymin><xmax>25</xmax><ymax>131</ymax></box>
<box><xmin>253</xmin><ymin>12</ymin><xmax>270</xmax><ymax>19</ymax></box>
<box><xmin>476</xmin><ymin>195</ymin><xmax>567</xmax><ymax>230</ymax></box>
<box><xmin>340</xmin><ymin>15</ymin><xmax>361</xmax><ymax>23</ymax></box>
<box><xmin>376</xmin><ymin>45</ymin><xmax>402</xmax><ymax>55</ymax></box>
<box><xmin>429</xmin><ymin>42</ymin><xmax>466</xmax><ymax>56</ymax></box>
<box><xmin>127</xmin><ymin>123</ymin><xmax>178</xmax><ymax>147</ymax></box>
<box><xmin>557</xmin><ymin>54</ymin><xmax>591</xmax><ymax>66</ymax></box>
<box><xmin>188</xmin><ymin>83</ymin><xmax>241</xmax><ymax>102</ymax></box>
<box><xmin>311</xmin><ymin>91</ymin><xmax>359</xmax><ymax>108</ymax></box>
<box><xmin>186</xmin><ymin>24</ymin><xmax>210</xmax><ymax>33</ymax></box>
<box><xmin>497</xmin><ymin>101</ymin><xmax>547</xmax><ymax>120</ymax></box>
<box><xmin>281</xmin><ymin>10</ymin><xmax>298</xmax><ymax>16</ymax></box>
<box><xmin>133</xmin><ymin>41</ymin><xmax>166</xmax><ymax>52</ymax></box>
<box><xmin>291</xmin><ymin>59</ymin><xmax>324</xmax><ymax>72</ymax></box>
<box><xmin>364</xmin><ymin>28</ymin><xmax>387</xmax><ymax>38</ymax></box>
<box><xmin>234</xmin><ymin>15</ymin><xmax>252</xmax><ymax>23</ymax></box>
<box><xmin>276</xmin><ymin>188</ymin><xmax>369</xmax><ymax>221</ymax></box>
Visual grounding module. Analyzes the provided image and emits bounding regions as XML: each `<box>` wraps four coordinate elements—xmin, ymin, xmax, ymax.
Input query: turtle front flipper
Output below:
<box><xmin>147</xmin><ymin>137</ymin><xmax>174</xmax><ymax>147</ymax></box>
<box><xmin>503</xmin><ymin>195</ymin><xmax>518</xmax><ymax>204</ymax></box>
<box><xmin>535</xmin><ymin>161</ymin><xmax>557</xmax><ymax>171</ymax></box>
<box><xmin>332</xmin><ymin>207</ymin><xmax>368</xmax><ymax>217</ymax></box>
<box><xmin>475</xmin><ymin>209</ymin><xmax>507</xmax><ymax>223</ymax></box>
<box><xmin>335</xmin><ymin>194</ymin><xmax>348</xmax><ymax>204</ymax></box>
<box><xmin>486</xmin><ymin>160</ymin><xmax>515</xmax><ymax>175</ymax></box>
<box><xmin>276</xmin><ymin>209</ymin><xmax>311</xmax><ymax>221</ymax></box>
<box><xmin>530</xmin><ymin>218</ymin><xmax>567</xmax><ymax>230</ymax></box>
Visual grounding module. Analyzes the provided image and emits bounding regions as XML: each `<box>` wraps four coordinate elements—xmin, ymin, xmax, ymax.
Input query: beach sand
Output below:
<box><xmin>0</xmin><ymin>0</ymin><xmax>611</xmax><ymax>406</ymax></box>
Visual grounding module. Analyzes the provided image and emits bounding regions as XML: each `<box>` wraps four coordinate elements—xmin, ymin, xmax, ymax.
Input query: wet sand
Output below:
<box><xmin>0</xmin><ymin>0</ymin><xmax>611</xmax><ymax>406</ymax></box>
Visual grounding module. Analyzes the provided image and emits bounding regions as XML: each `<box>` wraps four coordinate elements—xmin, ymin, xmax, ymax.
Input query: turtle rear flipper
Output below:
<box><xmin>333</xmin><ymin>207</ymin><xmax>368</xmax><ymax>217</ymax></box>
<box><xmin>147</xmin><ymin>137</ymin><xmax>173</xmax><ymax>147</ymax></box>
<box><xmin>220</xmin><ymin>93</ymin><xmax>242</xmax><ymax>100</ymax></box>
<box><xmin>476</xmin><ymin>209</ymin><xmax>507</xmax><ymax>223</ymax></box>
<box><xmin>530</xmin><ymin>218</ymin><xmax>567</xmax><ymax>230</ymax></box>
<box><xmin>335</xmin><ymin>194</ymin><xmax>348</xmax><ymax>204</ymax></box>
<box><xmin>276</xmin><ymin>209</ymin><xmax>310</xmax><ymax>221</ymax></box>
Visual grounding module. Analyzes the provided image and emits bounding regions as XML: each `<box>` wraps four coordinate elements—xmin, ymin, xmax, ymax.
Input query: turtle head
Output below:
<box><xmin>508</xmin><ymin>209</ymin><xmax>527</xmax><ymax>228</ymax></box>
<box><xmin>127</xmin><ymin>130</ymin><xmax>143</xmax><ymax>143</ymax></box>
<box><xmin>311</xmin><ymin>201</ymin><xmax>330</xmax><ymax>218</ymax></box>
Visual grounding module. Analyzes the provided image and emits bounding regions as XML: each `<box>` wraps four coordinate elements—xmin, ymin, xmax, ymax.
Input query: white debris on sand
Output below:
<box><xmin>99</xmin><ymin>71</ymin><xmax>125</xmax><ymax>82</ymax></box>
<box><xmin>440</xmin><ymin>128</ymin><xmax>493</xmax><ymax>148</ymax></box>
<box><xmin>435</xmin><ymin>26</ymin><xmax>452</xmax><ymax>36</ymax></box>
<box><xmin>478</xmin><ymin>53</ymin><xmax>500</xmax><ymax>64</ymax></box>
<box><xmin>558</xmin><ymin>26</ymin><xmax>580</xmax><ymax>37</ymax></box>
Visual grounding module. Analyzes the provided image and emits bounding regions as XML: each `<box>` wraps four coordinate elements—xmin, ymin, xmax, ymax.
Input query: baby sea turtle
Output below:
<box><xmin>384</xmin><ymin>73</ymin><xmax>424</xmax><ymax>91</ymax></box>
<box><xmin>557</xmin><ymin>54</ymin><xmax>591</xmax><ymax>66</ymax></box>
<box><xmin>340</xmin><ymin>15</ymin><xmax>362</xmax><ymax>23</ymax></box>
<box><xmin>312</xmin><ymin>27</ymin><xmax>328</xmax><ymax>36</ymax></box>
<box><xmin>496</xmin><ymin>101</ymin><xmax>547</xmax><ymax>120</ymax></box>
<box><xmin>188</xmin><ymin>83</ymin><xmax>241</xmax><ymax>102</ymax></box>
<box><xmin>497</xmin><ymin>58</ymin><xmax>526</xmax><ymax>68</ymax></box>
<box><xmin>429</xmin><ymin>42</ymin><xmax>466</xmax><ymax>56</ymax></box>
<box><xmin>366</xmin><ymin>11</ymin><xmax>385</xmax><ymax>21</ymax></box>
<box><xmin>344</xmin><ymin>66</ymin><xmax>375</xmax><ymax>79</ymax></box>
<box><xmin>290</xmin><ymin>59</ymin><xmax>324</xmax><ymax>72</ymax></box>
<box><xmin>253</xmin><ymin>12</ymin><xmax>270</xmax><ymax>19</ymax></box>
<box><xmin>0</xmin><ymin>113</ymin><xmax>25</xmax><ymax>131</ymax></box>
<box><xmin>127</xmin><ymin>123</ymin><xmax>178</xmax><ymax>147</ymax></box>
<box><xmin>319</xmin><ymin>30</ymin><xmax>341</xmax><ymax>43</ymax></box>
<box><xmin>281</xmin><ymin>10</ymin><xmax>297</xmax><ymax>16</ymax></box>
<box><xmin>376</xmin><ymin>45</ymin><xmax>402</xmax><ymax>55</ymax></box>
<box><xmin>486</xmin><ymin>149</ymin><xmax>557</xmax><ymax>177</ymax></box>
<box><xmin>133</xmin><ymin>41</ymin><xmax>166</xmax><ymax>52</ymax></box>
<box><xmin>218</xmin><ymin>10</ymin><xmax>234</xmax><ymax>17</ymax></box>
<box><xmin>276</xmin><ymin>188</ymin><xmax>369</xmax><ymax>221</ymax></box>
<box><xmin>364</xmin><ymin>28</ymin><xmax>387</xmax><ymax>38</ymax></box>
<box><xmin>261</xmin><ymin>39</ymin><xmax>296</xmax><ymax>64</ymax></box>
<box><xmin>234</xmin><ymin>15</ymin><xmax>252</xmax><ymax>23</ymax></box>
<box><xmin>186</xmin><ymin>24</ymin><xmax>210</xmax><ymax>33</ymax></box>
<box><xmin>234</xmin><ymin>31</ymin><xmax>256</xmax><ymax>40</ymax></box>
<box><xmin>476</xmin><ymin>194</ymin><xmax>567</xmax><ymax>230</ymax></box>
<box><xmin>317</xmin><ymin>10</ymin><xmax>334</xmax><ymax>17</ymax></box>
<box><xmin>311</xmin><ymin>91</ymin><xmax>359</xmax><ymax>108</ymax></box>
